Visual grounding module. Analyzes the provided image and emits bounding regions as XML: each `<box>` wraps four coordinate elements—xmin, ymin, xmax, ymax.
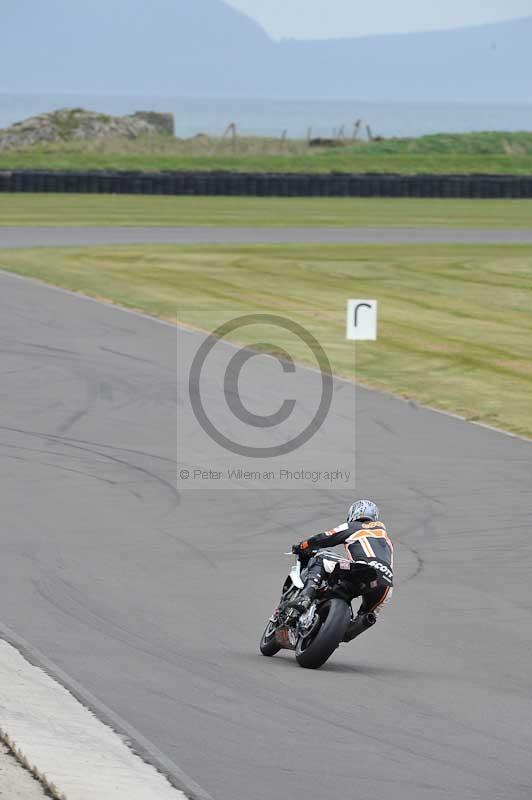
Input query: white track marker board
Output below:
<box><xmin>346</xmin><ymin>300</ymin><xmax>377</xmax><ymax>340</ymax></box>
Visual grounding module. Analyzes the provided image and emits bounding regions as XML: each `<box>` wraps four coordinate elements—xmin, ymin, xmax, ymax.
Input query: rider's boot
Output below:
<box><xmin>287</xmin><ymin>576</ymin><xmax>321</xmax><ymax>612</ymax></box>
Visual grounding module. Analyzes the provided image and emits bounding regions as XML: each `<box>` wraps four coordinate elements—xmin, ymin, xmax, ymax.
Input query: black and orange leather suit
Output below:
<box><xmin>296</xmin><ymin>519</ymin><xmax>394</xmax><ymax>615</ymax></box>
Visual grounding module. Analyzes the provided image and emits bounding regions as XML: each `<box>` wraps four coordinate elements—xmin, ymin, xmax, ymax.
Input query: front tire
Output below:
<box><xmin>260</xmin><ymin>619</ymin><xmax>281</xmax><ymax>656</ymax></box>
<box><xmin>295</xmin><ymin>599</ymin><xmax>350</xmax><ymax>669</ymax></box>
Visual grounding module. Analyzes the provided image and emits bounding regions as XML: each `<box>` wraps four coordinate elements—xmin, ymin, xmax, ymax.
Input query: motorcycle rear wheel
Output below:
<box><xmin>295</xmin><ymin>599</ymin><xmax>350</xmax><ymax>669</ymax></box>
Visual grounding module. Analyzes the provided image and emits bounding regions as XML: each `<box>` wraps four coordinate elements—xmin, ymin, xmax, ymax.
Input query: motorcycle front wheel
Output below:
<box><xmin>295</xmin><ymin>598</ymin><xmax>350</xmax><ymax>669</ymax></box>
<box><xmin>259</xmin><ymin>618</ymin><xmax>281</xmax><ymax>656</ymax></box>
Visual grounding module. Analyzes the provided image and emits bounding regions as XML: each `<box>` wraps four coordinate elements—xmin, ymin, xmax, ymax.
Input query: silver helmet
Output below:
<box><xmin>347</xmin><ymin>499</ymin><xmax>379</xmax><ymax>524</ymax></box>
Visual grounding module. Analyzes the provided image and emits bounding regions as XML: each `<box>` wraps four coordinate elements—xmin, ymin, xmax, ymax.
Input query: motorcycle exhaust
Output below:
<box><xmin>343</xmin><ymin>612</ymin><xmax>377</xmax><ymax>643</ymax></box>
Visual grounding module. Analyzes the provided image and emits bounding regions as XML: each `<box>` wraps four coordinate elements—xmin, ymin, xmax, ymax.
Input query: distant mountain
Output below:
<box><xmin>280</xmin><ymin>18</ymin><xmax>532</xmax><ymax>103</ymax></box>
<box><xmin>2</xmin><ymin>2</ymin><xmax>531</xmax><ymax>103</ymax></box>
<box><xmin>2</xmin><ymin>0</ymin><xmax>275</xmax><ymax>95</ymax></box>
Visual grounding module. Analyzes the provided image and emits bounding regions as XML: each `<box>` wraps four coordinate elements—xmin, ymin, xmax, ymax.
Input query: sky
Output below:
<box><xmin>226</xmin><ymin>0</ymin><xmax>532</xmax><ymax>40</ymax></box>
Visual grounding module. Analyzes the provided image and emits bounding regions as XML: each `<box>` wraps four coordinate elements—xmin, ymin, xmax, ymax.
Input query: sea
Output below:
<box><xmin>1</xmin><ymin>93</ymin><xmax>531</xmax><ymax>139</ymax></box>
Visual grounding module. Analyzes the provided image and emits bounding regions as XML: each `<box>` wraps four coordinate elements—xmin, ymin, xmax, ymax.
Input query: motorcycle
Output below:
<box><xmin>259</xmin><ymin>549</ymin><xmax>378</xmax><ymax>669</ymax></box>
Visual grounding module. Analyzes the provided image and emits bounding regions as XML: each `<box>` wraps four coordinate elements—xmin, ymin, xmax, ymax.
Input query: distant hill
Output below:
<box><xmin>2</xmin><ymin>2</ymin><xmax>531</xmax><ymax>102</ymax></box>
<box><xmin>2</xmin><ymin>0</ymin><xmax>274</xmax><ymax>95</ymax></box>
<box><xmin>280</xmin><ymin>18</ymin><xmax>532</xmax><ymax>102</ymax></box>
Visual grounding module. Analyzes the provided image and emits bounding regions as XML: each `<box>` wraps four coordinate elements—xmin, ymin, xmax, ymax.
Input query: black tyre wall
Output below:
<box><xmin>1</xmin><ymin>170</ymin><xmax>531</xmax><ymax>198</ymax></box>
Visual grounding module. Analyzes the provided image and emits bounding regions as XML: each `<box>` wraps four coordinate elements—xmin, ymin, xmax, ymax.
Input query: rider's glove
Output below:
<box><xmin>292</xmin><ymin>541</ymin><xmax>311</xmax><ymax>557</ymax></box>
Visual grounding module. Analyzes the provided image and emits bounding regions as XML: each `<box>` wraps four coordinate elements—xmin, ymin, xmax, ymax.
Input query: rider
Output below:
<box><xmin>290</xmin><ymin>499</ymin><xmax>394</xmax><ymax>641</ymax></box>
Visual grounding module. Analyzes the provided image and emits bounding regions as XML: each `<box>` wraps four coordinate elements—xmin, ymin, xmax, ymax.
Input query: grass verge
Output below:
<box><xmin>1</xmin><ymin>243</ymin><xmax>531</xmax><ymax>437</ymax></box>
<box><xmin>1</xmin><ymin>194</ymin><xmax>531</xmax><ymax>228</ymax></box>
<box><xmin>2</xmin><ymin>131</ymin><xmax>532</xmax><ymax>174</ymax></box>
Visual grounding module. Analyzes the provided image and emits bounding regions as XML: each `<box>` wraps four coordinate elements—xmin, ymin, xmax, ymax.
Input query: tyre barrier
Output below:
<box><xmin>0</xmin><ymin>170</ymin><xmax>531</xmax><ymax>198</ymax></box>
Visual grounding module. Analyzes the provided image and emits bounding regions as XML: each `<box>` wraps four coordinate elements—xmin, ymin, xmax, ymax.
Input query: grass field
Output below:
<box><xmin>1</xmin><ymin>194</ymin><xmax>531</xmax><ymax>229</ymax></box>
<box><xmin>1</xmin><ymin>242</ymin><xmax>531</xmax><ymax>437</ymax></box>
<box><xmin>2</xmin><ymin>131</ymin><xmax>532</xmax><ymax>174</ymax></box>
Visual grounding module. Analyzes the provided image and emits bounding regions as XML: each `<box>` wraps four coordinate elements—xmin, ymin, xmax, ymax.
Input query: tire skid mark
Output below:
<box><xmin>0</xmin><ymin>424</ymin><xmax>176</xmax><ymax>465</ymax></box>
<box><xmin>32</xmin><ymin>575</ymin><xmax>211</xmax><ymax>677</ymax></box>
<box><xmin>0</xmin><ymin>424</ymin><xmax>179</xmax><ymax>502</ymax></box>
<box><xmin>0</xmin><ymin>451</ymin><xmax>118</xmax><ymax>486</ymax></box>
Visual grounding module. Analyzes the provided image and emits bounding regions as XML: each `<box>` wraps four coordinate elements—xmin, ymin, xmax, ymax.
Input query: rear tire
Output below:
<box><xmin>295</xmin><ymin>599</ymin><xmax>350</xmax><ymax>669</ymax></box>
<box><xmin>260</xmin><ymin>619</ymin><xmax>281</xmax><ymax>656</ymax></box>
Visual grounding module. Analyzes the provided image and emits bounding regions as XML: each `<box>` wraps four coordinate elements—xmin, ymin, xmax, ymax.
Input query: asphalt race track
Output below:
<box><xmin>1</xmin><ymin>269</ymin><xmax>531</xmax><ymax>800</ymax></box>
<box><xmin>2</xmin><ymin>226</ymin><xmax>532</xmax><ymax>248</ymax></box>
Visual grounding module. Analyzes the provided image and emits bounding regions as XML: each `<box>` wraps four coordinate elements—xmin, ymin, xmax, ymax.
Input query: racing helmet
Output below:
<box><xmin>347</xmin><ymin>499</ymin><xmax>379</xmax><ymax>524</ymax></box>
